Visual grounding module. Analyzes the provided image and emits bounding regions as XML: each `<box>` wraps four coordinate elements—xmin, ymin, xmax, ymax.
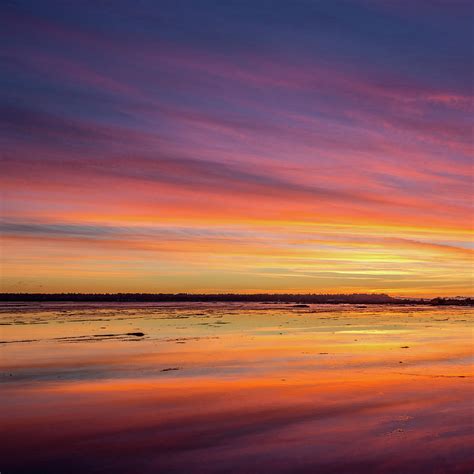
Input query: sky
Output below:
<box><xmin>1</xmin><ymin>0</ymin><xmax>473</xmax><ymax>296</ymax></box>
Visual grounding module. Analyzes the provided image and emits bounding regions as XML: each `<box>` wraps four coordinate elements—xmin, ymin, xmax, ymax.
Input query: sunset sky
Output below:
<box><xmin>1</xmin><ymin>0</ymin><xmax>473</xmax><ymax>296</ymax></box>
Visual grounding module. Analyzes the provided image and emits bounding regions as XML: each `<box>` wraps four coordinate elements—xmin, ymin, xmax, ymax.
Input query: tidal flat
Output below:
<box><xmin>1</xmin><ymin>302</ymin><xmax>473</xmax><ymax>473</ymax></box>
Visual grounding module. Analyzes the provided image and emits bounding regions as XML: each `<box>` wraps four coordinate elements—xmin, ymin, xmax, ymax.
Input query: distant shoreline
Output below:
<box><xmin>0</xmin><ymin>293</ymin><xmax>472</xmax><ymax>306</ymax></box>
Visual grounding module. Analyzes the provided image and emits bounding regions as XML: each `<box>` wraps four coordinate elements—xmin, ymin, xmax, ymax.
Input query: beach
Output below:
<box><xmin>1</xmin><ymin>302</ymin><xmax>472</xmax><ymax>473</ymax></box>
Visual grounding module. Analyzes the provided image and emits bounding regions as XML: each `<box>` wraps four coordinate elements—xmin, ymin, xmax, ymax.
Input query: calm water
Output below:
<box><xmin>1</xmin><ymin>302</ymin><xmax>473</xmax><ymax>473</ymax></box>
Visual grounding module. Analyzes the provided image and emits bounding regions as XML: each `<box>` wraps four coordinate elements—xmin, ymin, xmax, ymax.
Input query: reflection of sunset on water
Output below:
<box><xmin>1</xmin><ymin>303</ymin><xmax>472</xmax><ymax>473</ymax></box>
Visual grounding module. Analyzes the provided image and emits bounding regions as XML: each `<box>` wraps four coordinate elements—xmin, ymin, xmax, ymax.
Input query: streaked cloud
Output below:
<box><xmin>1</xmin><ymin>0</ymin><xmax>472</xmax><ymax>295</ymax></box>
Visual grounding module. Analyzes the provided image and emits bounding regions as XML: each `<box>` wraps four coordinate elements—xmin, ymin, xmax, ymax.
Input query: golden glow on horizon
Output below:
<box><xmin>1</xmin><ymin>216</ymin><xmax>472</xmax><ymax>296</ymax></box>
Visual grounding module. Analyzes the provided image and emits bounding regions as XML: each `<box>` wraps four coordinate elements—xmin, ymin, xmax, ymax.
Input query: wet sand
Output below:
<box><xmin>1</xmin><ymin>302</ymin><xmax>473</xmax><ymax>473</ymax></box>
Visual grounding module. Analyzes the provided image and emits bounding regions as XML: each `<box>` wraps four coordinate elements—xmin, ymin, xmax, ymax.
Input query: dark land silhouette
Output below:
<box><xmin>0</xmin><ymin>293</ymin><xmax>472</xmax><ymax>305</ymax></box>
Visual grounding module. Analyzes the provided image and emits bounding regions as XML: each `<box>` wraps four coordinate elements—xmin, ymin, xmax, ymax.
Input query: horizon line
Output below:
<box><xmin>1</xmin><ymin>292</ymin><xmax>472</xmax><ymax>302</ymax></box>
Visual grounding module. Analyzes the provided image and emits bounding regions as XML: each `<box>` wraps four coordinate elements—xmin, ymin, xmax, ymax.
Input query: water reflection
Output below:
<box><xmin>1</xmin><ymin>303</ymin><xmax>472</xmax><ymax>473</ymax></box>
